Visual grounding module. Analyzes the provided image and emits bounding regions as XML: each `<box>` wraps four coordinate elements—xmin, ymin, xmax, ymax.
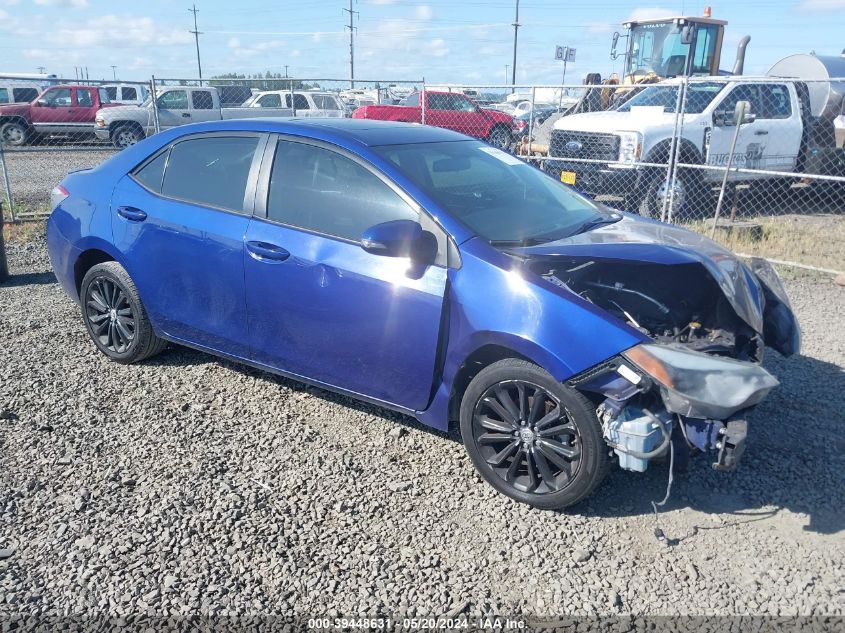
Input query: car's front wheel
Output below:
<box><xmin>1</xmin><ymin>120</ymin><xmax>31</xmax><ymax>147</ymax></box>
<box><xmin>80</xmin><ymin>261</ymin><xmax>167</xmax><ymax>364</ymax></box>
<box><xmin>112</xmin><ymin>125</ymin><xmax>143</xmax><ymax>149</ymax></box>
<box><xmin>459</xmin><ymin>358</ymin><xmax>610</xmax><ymax>510</ymax></box>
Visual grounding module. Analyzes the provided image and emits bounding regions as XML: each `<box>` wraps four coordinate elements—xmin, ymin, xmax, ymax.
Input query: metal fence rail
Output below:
<box><xmin>1</xmin><ymin>74</ymin><xmax>843</xmax><ymax>272</ymax></box>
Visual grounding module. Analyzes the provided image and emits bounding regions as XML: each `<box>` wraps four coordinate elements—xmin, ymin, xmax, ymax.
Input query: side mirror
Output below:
<box><xmin>36</xmin><ymin>99</ymin><xmax>48</xmax><ymax>107</ymax></box>
<box><xmin>361</xmin><ymin>219</ymin><xmax>435</xmax><ymax>261</ymax></box>
<box><xmin>611</xmin><ymin>32</ymin><xmax>620</xmax><ymax>59</ymax></box>
<box><xmin>680</xmin><ymin>24</ymin><xmax>696</xmax><ymax>45</ymax></box>
<box><xmin>734</xmin><ymin>99</ymin><xmax>756</xmax><ymax>125</ymax></box>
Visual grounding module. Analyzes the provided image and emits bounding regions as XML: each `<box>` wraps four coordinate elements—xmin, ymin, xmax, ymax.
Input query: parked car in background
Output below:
<box><xmin>243</xmin><ymin>90</ymin><xmax>344</xmax><ymax>117</ymax></box>
<box><xmin>46</xmin><ymin>118</ymin><xmax>797</xmax><ymax>510</ymax></box>
<box><xmin>548</xmin><ymin>78</ymin><xmax>815</xmax><ymax>217</ymax></box>
<box><xmin>214</xmin><ymin>84</ymin><xmax>255</xmax><ymax>108</ymax></box>
<box><xmin>0</xmin><ymin>84</ymin><xmax>114</xmax><ymax>146</ymax></box>
<box><xmin>102</xmin><ymin>84</ymin><xmax>148</xmax><ymax>106</ymax></box>
<box><xmin>352</xmin><ymin>90</ymin><xmax>517</xmax><ymax>148</ymax></box>
<box><xmin>0</xmin><ymin>82</ymin><xmax>41</xmax><ymax>105</ymax></box>
<box><xmin>94</xmin><ymin>85</ymin><xmax>290</xmax><ymax>148</ymax></box>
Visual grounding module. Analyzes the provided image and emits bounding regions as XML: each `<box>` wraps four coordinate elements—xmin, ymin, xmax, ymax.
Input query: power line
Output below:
<box><xmin>189</xmin><ymin>4</ymin><xmax>203</xmax><ymax>81</ymax></box>
<box><xmin>342</xmin><ymin>0</ymin><xmax>358</xmax><ymax>87</ymax></box>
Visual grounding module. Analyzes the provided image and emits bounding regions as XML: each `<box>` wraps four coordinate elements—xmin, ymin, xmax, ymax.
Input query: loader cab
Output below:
<box><xmin>613</xmin><ymin>16</ymin><xmax>726</xmax><ymax>83</ymax></box>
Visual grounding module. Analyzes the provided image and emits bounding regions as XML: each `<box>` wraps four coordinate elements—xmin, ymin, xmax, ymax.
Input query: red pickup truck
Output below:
<box><xmin>0</xmin><ymin>84</ymin><xmax>115</xmax><ymax>146</ymax></box>
<box><xmin>352</xmin><ymin>91</ymin><xmax>516</xmax><ymax>148</ymax></box>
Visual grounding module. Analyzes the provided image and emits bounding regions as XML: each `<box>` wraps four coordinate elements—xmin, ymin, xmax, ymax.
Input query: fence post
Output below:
<box><xmin>662</xmin><ymin>76</ymin><xmax>688</xmax><ymax>223</ymax></box>
<box><xmin>420</xmin><ymin>78</ymin><xmax>426</xmax><ymax>125</ymax></box>
<box><xmin>0</xmin><ymin>200</ymin><xmax>9</xmax><ymax>283</ymax></box>
<box><xmin>710</xmin><ymin>101</ymin><xmax>748</xmax><ymax>238</ymax></box>
<box><xmin>290</xmin><ymin>80</ymin><xmax>296</xmax><ymax>117</ymax></box>
<box><xmin>151</xmin><ymin>76</ymin><xmax>161</xmax><ymax>134</ymax></box>
<box><xmin>527</xmin><ymin>86</ymin><xmax>536</xmax><ymax>155</ymax></box>
<box><xmin>0</xmin><ymin>141</ymin><xmax>13</xmax><ymax>223</ymax></box>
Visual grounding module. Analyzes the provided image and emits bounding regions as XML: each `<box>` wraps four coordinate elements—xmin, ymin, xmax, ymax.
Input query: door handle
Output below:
<box><xmin>754</xmin><ymin>130</ymin><xmax>769</xmax><ymax>135</ymax></box>
<box><xmin>116</xmin><ymin>206</ymin><xmax>147</xmax><ymax>222</ymax></box>
<box><xmin>182</xmin><ymin>112</ymin><xmax>191</xmax><ymax>118</ymax></box>
<box><xmin>246</xmin><ymin>240</ymin><xmax>290</xmax><ymax>262</ymax></box>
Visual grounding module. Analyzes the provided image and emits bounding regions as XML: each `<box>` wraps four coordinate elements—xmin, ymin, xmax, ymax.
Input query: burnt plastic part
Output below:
<box><xmin>712</xmin><ymin>417</ymin><xmax>748</xmax><ymax>472</ymax></box>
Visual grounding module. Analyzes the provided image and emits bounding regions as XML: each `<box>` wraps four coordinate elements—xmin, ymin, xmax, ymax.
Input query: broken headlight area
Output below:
<box><xmin>535</xmin><ymin>258</ymin><xmax>766</xmax><ymax>362</ymax></box>
<box><xmin>570</xmin><ymin>345</ymin><xmax>777</xmax><ymax>472</ymax></box>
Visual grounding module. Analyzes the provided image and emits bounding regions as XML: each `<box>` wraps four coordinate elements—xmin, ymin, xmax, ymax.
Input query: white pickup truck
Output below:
<box><xmin>547</xmin><ymin>78</ymin><xmax>810</xmax><ymax>216</ymax></box>
<box><xmin>94</xmin><ymin>85</ymin><xmax>290</xmax><ymax>148</ymax></box>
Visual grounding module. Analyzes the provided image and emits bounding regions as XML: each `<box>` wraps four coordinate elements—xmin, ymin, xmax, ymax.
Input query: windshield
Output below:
<box><xmin>617</xmin><ymin>82</ymin><xmax>724</xmax><ymax>113</ymax></box>
<box><xmin>626</xmin><ymin>21</ymin><xmax>720</xmax><ymax>78</ymax></box>
<box><xmin>373</xmin><ymin>141</ymin><xmax>603</xmax><ymax>244</ymax></box>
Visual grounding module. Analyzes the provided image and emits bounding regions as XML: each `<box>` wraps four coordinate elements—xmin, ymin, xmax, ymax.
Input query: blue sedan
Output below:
<box><xmin>47</xmin><ymin>119</ymin><xmax>798</xmax><ymax>509</ymax></box>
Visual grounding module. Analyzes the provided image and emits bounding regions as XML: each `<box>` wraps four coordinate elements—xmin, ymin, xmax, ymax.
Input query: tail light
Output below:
<box><xmin>51</xmin><ymin>184</ymin><xmax>69</xmax><ymax>210</ymax></box>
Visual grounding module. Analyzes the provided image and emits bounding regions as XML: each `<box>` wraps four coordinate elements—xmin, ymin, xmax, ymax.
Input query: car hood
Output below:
<box><xmin>508</xmin><ymin>214</ymin><xmax>800</xmax><ymax>356</ymax></box>
<box><xmin>553</xmin><ymin>108</ymin><xmax>676</xmax><ymax>134</ymax></box>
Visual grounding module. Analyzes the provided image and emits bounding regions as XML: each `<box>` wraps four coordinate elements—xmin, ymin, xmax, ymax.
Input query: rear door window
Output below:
<box><xmin>132</xmin><ymin>149</ymin><xmax>169</xmax><ymax>193</ymax></box>
<box><xmin>123</xmin><ymin>86</ymin><xmax>137</xmax><ymax>101</ymax></box>
<box><xmin>13</xmin><ymin>88</ymin><xmax>38</xmax><ymax>102</ymax></box>
<box><xmin>105</xmin><ymin>87</ymin><xmax>118</xmax><ymax>100</ymax></box>
<box><xmin>77</xmin><ymin>89</ymin><xmax>94</xmax><ymax>107</ymax></box>
<box><xmin>286</xmin><ymin>94</ymin><xmax>310</xmax><ymax>110</ymax></box>
<box><xmin>160</xmin><ymin>135</ymin><xmax>260</xmax><ymax>212</ymax></box>
<box><xmin>257</xmin><ymin>93</ymin><xmax>282</xmax><ymax>108</ymax></box>
<box><xmin>191</xmin><ymin>90</ymin><xmax>214</xmax><ymax>110</ymax></box>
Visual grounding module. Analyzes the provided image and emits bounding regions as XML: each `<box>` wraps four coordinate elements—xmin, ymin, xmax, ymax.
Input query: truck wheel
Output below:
<box><xmin>487</xmin><ymin>126</ymin><xmax>512</xmax><ymax>150</ymax></box>
<box><xmin>459</xmin><ymin>358</ymin><xmax>610</xmax><ymax>510</ymax></box>
<box><xmin>1</xmin><ymin>121</ymin><xmax>30</xmax><ymax>147</ymax></box>
<box><xmin>639</xmin><ymin>171</ymin><xmax>710</xmax><ymax>221</ymax></box>
<box><xmin>112</xmin><ymin>125</ymin><xmax>143</xmax><ymax>149</ymax></box>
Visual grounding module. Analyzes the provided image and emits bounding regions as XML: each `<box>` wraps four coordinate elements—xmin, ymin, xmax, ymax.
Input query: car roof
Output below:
<box><xmin>170</xmin><ymin>117</ymin><xmax>474</xmax><ymax>147</ymax></box>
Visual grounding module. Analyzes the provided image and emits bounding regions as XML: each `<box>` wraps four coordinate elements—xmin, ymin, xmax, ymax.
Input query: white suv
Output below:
<box><xmin>244</xmin><ymin>90</ymin><xmax>344</xmax><ymax>117</ymax></box>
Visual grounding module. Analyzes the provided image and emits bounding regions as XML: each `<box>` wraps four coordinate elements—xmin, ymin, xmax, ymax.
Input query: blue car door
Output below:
<box><xmin>243</xmin><ymin>137</ymin><xmax>448</xmax><ymax>411</ymax></box>
<box><xmin>111</xmin><ymin>132</ymin><xmax>267</xmax><ymax>357</ymax></box>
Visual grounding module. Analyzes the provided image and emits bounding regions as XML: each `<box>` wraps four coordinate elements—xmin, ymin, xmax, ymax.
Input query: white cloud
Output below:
<box><xmin>414</xmin><ymin>4</ymin><xmax>433</xmax><ymax>20</ymax></box>
<box><xmin>427</xmin><ymin>38</ymin><xmax>448</xmax><ymax>58</ymax></box>
<box><xmin>587</xmin><ymin>21</ymin><xmax>615</xmax><ymax>35</ymax></box>
<box><xmin>798</xmin><ymin>0</ymin><xmax>845</xmax><ymax>9</ymax></box>
<box><xmin>228</xmin><ymin>38</ymin><xmax>285</xmax><ymax>59</ymax></box>
<box><xmin>625</xmin><ymin>7</ymin><xmax>676</xmax><ymax>21</ymax></box>
<box><xmin>51</xmin><ymin>15</ymin><xmax>192</xmax><ymax>48</ymax></box>
<box><xmin>33</xmin><ymin>0</ymin><xmax>88</xmax><ymax>7</ymax></box>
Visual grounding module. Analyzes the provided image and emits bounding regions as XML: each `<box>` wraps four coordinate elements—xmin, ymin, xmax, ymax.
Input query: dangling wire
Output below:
<box><xmin>651</xmin><ymin>435</ymin><xmax>675</xmax><ymax>542</ymax></box>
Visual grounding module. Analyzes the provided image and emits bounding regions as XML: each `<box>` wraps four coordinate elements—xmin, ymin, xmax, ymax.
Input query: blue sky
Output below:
<box><xmin>0</xmin><ymin>0</ymin><xmax>842</xmax><ymax>85</ymax></box>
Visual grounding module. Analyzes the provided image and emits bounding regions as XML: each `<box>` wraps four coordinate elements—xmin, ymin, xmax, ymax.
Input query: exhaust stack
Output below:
<box><xmin>733</xmin><ymin>35</ymin><xmax>751</xmax><ymax>75</ymax></box>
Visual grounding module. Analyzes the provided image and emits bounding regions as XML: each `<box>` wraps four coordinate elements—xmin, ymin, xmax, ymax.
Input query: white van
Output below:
<box><xmin>243</xmin><ymin>91</ymin><xmax>344</xmax><ymax>117</ymax></box>
<box><xmin>0</xmin><ymin>82</ymin><xmax>41</xmax><ymax>104</ymax></box>
<box><xmin>101</xmin><ymin>84</ymin><xmax>148</xmax><ymax>105</ymax></box>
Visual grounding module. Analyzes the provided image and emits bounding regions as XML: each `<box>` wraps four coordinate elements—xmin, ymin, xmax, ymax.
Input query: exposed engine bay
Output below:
<box><xmin>532</xmin><ymin>258</ymin><xmax>763</xmax><ymax>362</ymax></box>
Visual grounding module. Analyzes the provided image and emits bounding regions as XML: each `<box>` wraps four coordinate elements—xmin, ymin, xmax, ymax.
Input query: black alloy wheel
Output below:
<box><xmin>79</xmin><ymin>261</ymin><xmax>167</xmax><ymax>364</ymax></box>
<box><xmin>85</xmin><ymin>276</ymin><xmax>136</xmax><ymax>354</ymax></box>
<box><xmin>460</xmin><ymin>358</ymin><xmax>610</xmax><ymax>509</ymax></box>
<box><xmin>472</xmin><ymin>380</ymin><xmax>582</xmax><ymax>495</ymax></box>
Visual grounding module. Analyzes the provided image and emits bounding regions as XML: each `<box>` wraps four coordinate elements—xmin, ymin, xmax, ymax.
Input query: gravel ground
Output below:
<box><xmin>1</xmin><ymin>236</ymin><xmax>844</xmax><ymax>623</ymax></box>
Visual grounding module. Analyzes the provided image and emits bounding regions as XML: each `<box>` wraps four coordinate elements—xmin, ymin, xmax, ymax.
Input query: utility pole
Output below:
<box><xmin>110</xmin><ymin>65</ymin><xmax>117</xmax><ymax>81</ymax></box>
<box><xmin>343</xmin><ymin>0</ymin><xmax>358</xmax><ymax>88</ymax></box>
<box><xmin>511</xmin><ymin>0</ymin><xmax>520</xmax><ymax>92</ymax></box>
<box><xmin>504</xmin><ymin>64</ymin><xmax>509</xmax><ymax>84</ymax></box>
<box><xmin>189</xmin><ymin>4</ymin><xmax>203</xmax><ymax>81</ymax></box>
<box><xmin>37</xmin><ymin>66</ymin><xmax>46</xmax><ymax>74</ymax></box>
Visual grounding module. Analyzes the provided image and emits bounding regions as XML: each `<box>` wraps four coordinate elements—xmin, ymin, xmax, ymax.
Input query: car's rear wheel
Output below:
<box><xmin>460</xmin><ymin>359</ymin><xmax>610</xmax><ymax>509</ymax></box>
<box><xmin>80</xmin><ymin>262</ymin><xmax>166</xmax><ymax>364</ymax></box>
<box><xmin>487</xmin><ymin>126</ymin><xmax>512</xmax><ymax>150</ymax></box>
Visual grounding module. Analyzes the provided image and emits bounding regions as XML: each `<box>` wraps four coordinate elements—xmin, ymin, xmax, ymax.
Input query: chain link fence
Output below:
<box><xmin>1</xmin><ymin>74</ymin><xmax>843</xmax><ymax>271</ymax></box>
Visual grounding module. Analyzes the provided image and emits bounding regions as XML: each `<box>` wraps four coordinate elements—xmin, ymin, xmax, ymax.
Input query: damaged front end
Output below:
<box><xmin>515</xmin><ymin>215</ymin><xmax>799</xmax><ymax>473</ymax></box>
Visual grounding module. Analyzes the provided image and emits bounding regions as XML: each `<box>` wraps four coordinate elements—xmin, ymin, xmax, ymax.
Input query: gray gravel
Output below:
<box><xmin>1</xmin><ymin>238</ymin><xmax>844</xmax><ymax>620</ymax></box>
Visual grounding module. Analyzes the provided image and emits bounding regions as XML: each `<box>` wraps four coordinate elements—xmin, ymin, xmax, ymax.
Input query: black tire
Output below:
<box><xmin>112</xmin><ymin>124</ymin><xmax>143</xmax><ymax>149</ymax></box>
<box><xmin>487</xmin><ymin>126</ymin><xmax>512</xmax><ymax>150</ymax></box>
<box><xmin>1</xmin><ymin>120</ymin><xmax>31</xmax><ymax>147</ymax></box>
<box><xmin>638</xmin><ymin>170</ymin><xmax>712</xmax><ymax>221</ymax></box>
<box><xmin>459</xmin><ymin>358</ymin><xmax>610</xmax><ymax>510</ymax></box>
<box><xmin>80</xmin><ymin>262</ymin><xmax>167</xmax><ymax>364</ymax></box>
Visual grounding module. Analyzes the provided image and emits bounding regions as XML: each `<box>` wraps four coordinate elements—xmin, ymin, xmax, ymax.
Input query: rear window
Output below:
<box><xmin>160</xmin><ymin>136</ymin><xmax>259</xmax><ymax>212</ymax></box>
<box><xmin>105</xmin><ymin>87</ymin><xmax>118</xmax><ymax>100</ymax></box>
<box><xmin>0</xmin><ymin>88</ymin><xmax>8</xmax><ymax>104</ymax></box>
<box><xmin>192</xmin><ymin>90</ymin><xmax>214</xmax><ymax>110</ymax></box>
<box><xmin>286</xmin><ymin>94</ymin><xmax>310</xmax><ymax>110</ymax></box>
<box><xmin>123</xmin><ymin>86</ymin><xmax>137</xmax><ymax>101</ymax></box>
<box><xmin>312</xmin><ymin>95</ymin><xmax>339</xmax><ymax>110</ymax></box>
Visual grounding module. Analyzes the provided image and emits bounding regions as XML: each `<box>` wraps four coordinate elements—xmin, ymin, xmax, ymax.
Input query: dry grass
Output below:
<box><xmin>3</xmin><ymin>219</ymin><xmax>46</xmax><ymax>244</ymax></box>
<box><xmin>683</xmin><ymin>214</ymin><xmax>845</xmax><ymax>274</ymax></box>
